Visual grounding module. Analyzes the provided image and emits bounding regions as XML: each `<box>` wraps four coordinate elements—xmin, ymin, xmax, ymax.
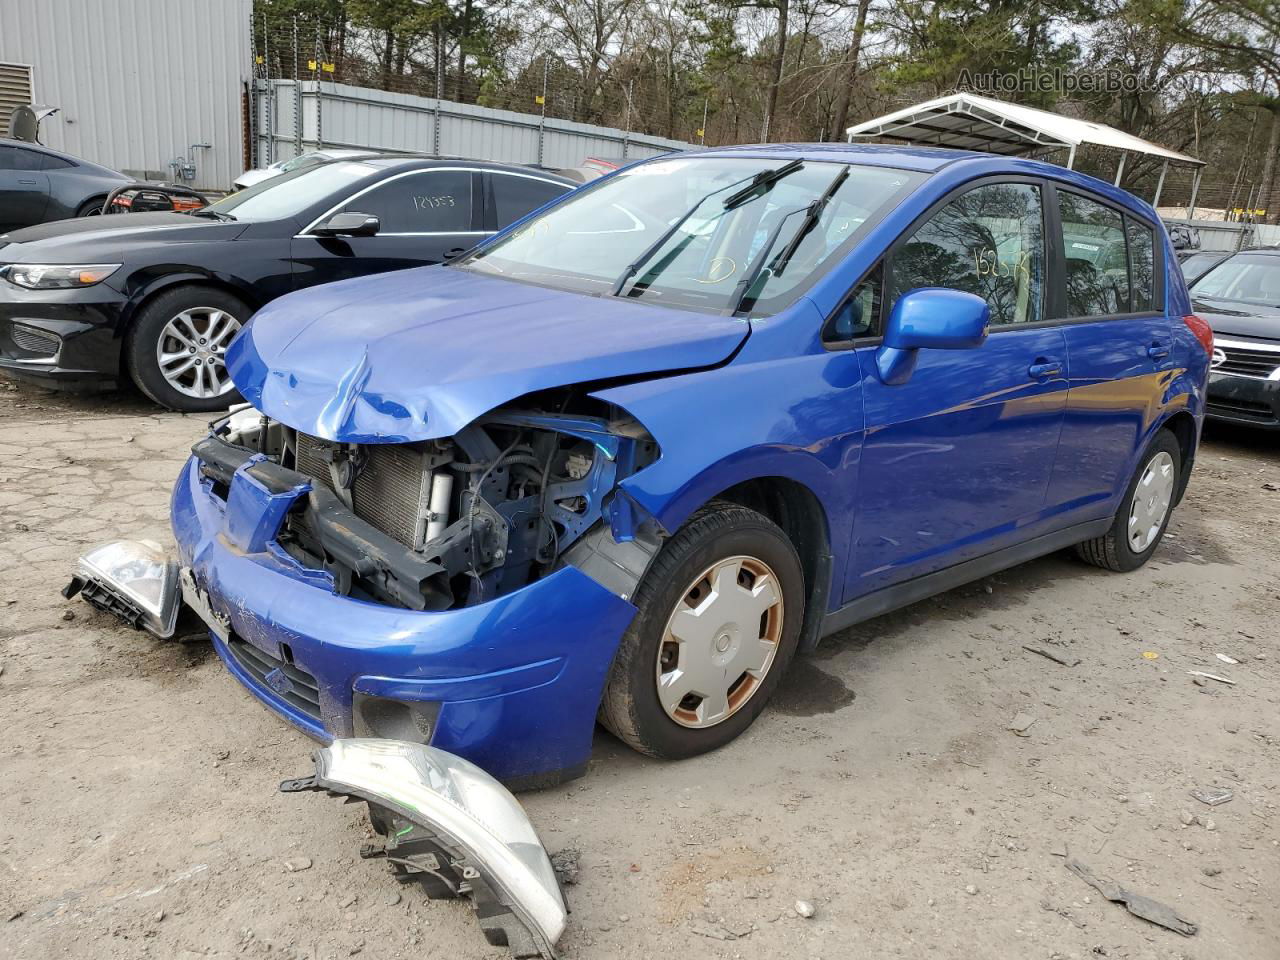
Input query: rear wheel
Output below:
<box><xmin>600</xmin><ymin>502</ymin><xmax>804</xmax><ymax>760</ymax></box>
<box><xmin>76</xmin><ymin>197</ymin><xmax>106</xmax><ymax>217</ymax></box>
<box><xmin>1075</xmin><ymin>430</ymin><xmax>1181</xmax><ymax>572</ymax></box>
<box><xmin>125</xmin><ymin>286</ymin><xmax>248</xmax><ymax>412</ymax></box>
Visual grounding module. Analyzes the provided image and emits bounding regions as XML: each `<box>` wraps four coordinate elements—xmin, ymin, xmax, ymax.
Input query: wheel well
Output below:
<box><xmin>77</xmin><ymin>194</ymin><xmax>108</xmax><ymax>214</ymax></box>
<box><xmin>117</xmin><ymin>279</ymin><xmax>256</xmax><ymax>358</ymax></box>
<box><xmin>1161</xmin><ymin>411</ymin><xmax>1198</xmax><ymax>505</ymax></box>
<box><xmin>715</xmin><ymin>476</ymin><xmax>832</xmax><ymax>652</ymax></box>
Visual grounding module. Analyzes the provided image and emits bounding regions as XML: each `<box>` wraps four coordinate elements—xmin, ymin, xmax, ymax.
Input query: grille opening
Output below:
<box><xmin>1217</xmin><ymin>346</ymin><xmax>1280</xmax><ymax>379</ymax></box>
<box><xmin>226</xmin><ymin>634</ymin><xmax>322</xmax><ymax>722</ymax></box>
<box><xmin>10</xmin><ymin>324</ymin><xmax>61</xmax><ymax>358</ymax></box>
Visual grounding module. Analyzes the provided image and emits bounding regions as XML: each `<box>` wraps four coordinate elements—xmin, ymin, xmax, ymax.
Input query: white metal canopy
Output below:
<box><xmin>846</xmin><ymin>92</ymin><xmax>1205</xmax><ymax>209</ymax></box>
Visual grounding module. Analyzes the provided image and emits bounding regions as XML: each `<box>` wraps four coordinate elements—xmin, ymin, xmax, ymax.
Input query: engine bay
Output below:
<box><xmin>202</xmin><ymin>392</ymin><xmax>660</xmax><ymax>610</ymax></box>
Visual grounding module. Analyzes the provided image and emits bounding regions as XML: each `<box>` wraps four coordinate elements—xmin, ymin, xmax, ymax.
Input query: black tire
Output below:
<box><xmin>124</xmin><ymin>285</ymin><xmax>249</xmax><ymax>413</ymax></box>
<box><xmin>599</xmin><ymin>501</ymin><xmax>805</xmax><ymax>760</ymax></box>
<box><xmin>76</xmin><ymin>197</ymin><xmax>106</xmax><ymax>217</ymax></box>
<box><xmin>1075</xmin><ymin>430</ymin><xmax>1181</xmax><ymax>572</ymax></box>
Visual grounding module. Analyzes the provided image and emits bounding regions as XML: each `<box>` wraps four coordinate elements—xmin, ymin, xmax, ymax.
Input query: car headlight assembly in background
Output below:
<box><xmin>282</xmin><ymin>739</ymin><xmax>569</xmax><ymax>959</ymax></box>
<box><xmin>2</xmin><ymin>263</ymin><xmax>120</xmax><ymax>289</ymax></box>
<box><xmin>63</xmin><ymin>539</ymin><xmax>181</xmax><ymax>638</ymax></box>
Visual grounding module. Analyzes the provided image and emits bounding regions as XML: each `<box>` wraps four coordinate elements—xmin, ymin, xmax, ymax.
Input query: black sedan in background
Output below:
<box><xmin>0</xmin><ymin>156</ymin><xmax>573</xmax><ymax>411</ymax></box>
<box><xmin>0</xmin><ymin>138</ymin><xmax>130</xmax><ymax>230</ymax></box>
<box><xmin>1189</xmin><ymin>247</ymin><xmax>1280</xmax><ymax>429</ymax></box>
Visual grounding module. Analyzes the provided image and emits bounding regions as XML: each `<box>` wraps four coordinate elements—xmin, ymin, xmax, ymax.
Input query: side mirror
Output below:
<box><xmin>875</xmin><ymin>287</ymin><xmax>990</xmax><ymax>385</ymax></box>
<box><xmin>313</xmin><ymin>211</ymin><xmax>380</xmax><ymax>237</ymax></box>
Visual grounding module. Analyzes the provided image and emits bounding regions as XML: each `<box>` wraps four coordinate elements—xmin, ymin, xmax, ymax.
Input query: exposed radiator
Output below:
<box><xmin>294</xmin><ymin>433</ymin><xmax>432</xmax><ymax>549</ymax></box>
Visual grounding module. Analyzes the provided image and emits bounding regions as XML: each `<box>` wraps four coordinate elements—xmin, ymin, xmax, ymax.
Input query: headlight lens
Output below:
<box><xmin>3</xmin><ymin>263</ymin><xmax>121</xmax><ymax>289</ymax></box>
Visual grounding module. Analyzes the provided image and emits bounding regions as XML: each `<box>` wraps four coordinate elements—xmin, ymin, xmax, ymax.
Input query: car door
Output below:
<box><xmin>290</xmin><ymin>167</ymin><xmax>484</xmax><ymax>289</ymax></box>
<box><xmin>485</xmin><ymin>170</ymin><xmax>572</xmax><ymax>232</ymax></box>
<box><xmin>846</xmin><ymin>179</ymin><xmax>1070</xmax><ymax>600</ymax></box>
<box><xmin>0</xmin><ymin>145</ymin><xmax>51</xmax><ymax>230</ymax></box>
<box><xmin>1044</xmin><ymin>187</ymin><xmax>1173</xmax><ymax>519</ymax></box>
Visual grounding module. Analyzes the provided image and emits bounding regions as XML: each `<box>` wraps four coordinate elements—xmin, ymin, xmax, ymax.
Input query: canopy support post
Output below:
<box><xmin>1066</xmin><ymin>144</ymin><xmax>1076</xmax><ymax>169</ymax></box>
<box><xmin>1188</xmin><ymin>169</ymin><xmax>1202</xmax><ymax>220</ymax></box>
<box><xmin>1152</xmin><ymin>160</ymin><xmax>1169</xmax><ymax>208</ymax></box>
<box><xmin>1114</xmin><ymin>152</ymin><xmax>1127</xmax><ymax>186</ymax></box>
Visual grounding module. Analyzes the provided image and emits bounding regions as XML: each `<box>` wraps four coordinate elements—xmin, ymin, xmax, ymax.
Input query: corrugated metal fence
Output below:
<box><xmin>0</xmin><ymin>0</ymin><xmax>252</xmax><ymax>191</ymax></box>
<box><xmin>255</xmin><ymin>80</ymin><xmax>692</xmax><ymax>170</ymax></box>
<box><xmin>1163</xmin><ymin>219</ymin><xmax>1280</xmax><ymax>253</ymax></box>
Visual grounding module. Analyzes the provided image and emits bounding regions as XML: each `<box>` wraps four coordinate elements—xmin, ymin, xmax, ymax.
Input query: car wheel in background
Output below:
<box><xmin>1075</xmin><ymin>430</ymin><xmax>1181</xmax><ymax>573</ymax></box>
<box><xmin>76</xmin><ymin>197</ymin><xmax>106</xmax><ymax>217</ymax></box>
<box><xmin>125</xmin><ymin>286</ymin><xmax>248</xmax><ymax>413</ymax></box>
<box><xmin>599</xmin><ymin>501</ymin><xmax>804</xmax><ymax>760</ymax></box>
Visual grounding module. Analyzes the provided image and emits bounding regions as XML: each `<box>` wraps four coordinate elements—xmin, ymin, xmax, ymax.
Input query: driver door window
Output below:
<box><xmin>338</xmin><ymin>170</ymin><xmax>476</xmax><ymax>234</ymax></box>
<box><xmin>888</xmin><ymin>182</ymin><xmax>1045</xmax><ymax>326</ymax></box>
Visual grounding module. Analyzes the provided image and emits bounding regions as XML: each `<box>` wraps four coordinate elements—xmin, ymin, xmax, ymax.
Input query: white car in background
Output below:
<box><xmin>232</xmin><ymin>148</ymin><xmax>378</xmax><ymax>191</ymax></box>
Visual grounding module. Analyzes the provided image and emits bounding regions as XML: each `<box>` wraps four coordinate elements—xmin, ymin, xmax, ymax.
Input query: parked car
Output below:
<box><xmin>0</xmin><ymin>156</ymin><xmax>574</xmax><ymax>410</ymax></box>
<box><xmin>232</xmin><ymin>148</ymin><xmax>378</xmax><ymax>191</ymax></box>
<box><xmin>63</xmin><ymin>144</ymin><xmax>1210</xmax><ymax>794</ymax></box>
<box><xmin>103</xmin><ymin>182</ymin><xmax>208</xmax><ymax>215</ymax></box>
<box><xmin>1188</xmin><ymin>246</ymin><xmax>1280</xmax><ymax>428</ymax></box>
<box><xmin>1179</xmin><ymin>249</ymin><xmax>1229</xmax><ymax>285</ymax></box>
<box><xmin>0</xmin><ymin>137</ymin><xmax>130</xmax><ymax>230</ymax></box>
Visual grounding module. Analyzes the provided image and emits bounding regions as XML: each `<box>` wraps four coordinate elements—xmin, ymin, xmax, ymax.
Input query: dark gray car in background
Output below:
<box><xmin>1190</xmin><ymin>247</ymin><xmax>1280</xmax><ymax>429</ymax></box>
<box><xmin>0</xmin><ymin>138</ymin><xmax>129</xmax><ymax>231</ymax></box>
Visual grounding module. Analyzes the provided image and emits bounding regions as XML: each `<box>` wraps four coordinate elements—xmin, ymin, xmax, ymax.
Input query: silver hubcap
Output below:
<box><xmin>656</xmin><ymin>555</ymin><xmax>784</xmax><ymax>729</ymax></box>
<box><xmin>156</xmin><ymin>307</ymin><xmax>241</xmax><ymax>399</ymax></box>
<box><xmin>1128</xmin><ymin>451</ymin><xmax>1175</xmax><ymax>553</ymax></box>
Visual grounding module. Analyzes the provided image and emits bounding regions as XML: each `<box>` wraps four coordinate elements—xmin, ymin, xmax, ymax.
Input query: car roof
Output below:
<box><xmin>317</xmin><ymin>154</ymin><xmax>577</xmax><ymax>184</ymax></box>
<box><xmin>676</xmin><ymin>142</ymin><xmax>1164</xmax><ymax>222</ymax></box>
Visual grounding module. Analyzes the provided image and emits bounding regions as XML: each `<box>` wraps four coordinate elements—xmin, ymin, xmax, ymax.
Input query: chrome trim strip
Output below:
<box><xmin>1214</xmin><ymin>336</ymin><xmax>1280</xmax><ymax>353</ymax></box>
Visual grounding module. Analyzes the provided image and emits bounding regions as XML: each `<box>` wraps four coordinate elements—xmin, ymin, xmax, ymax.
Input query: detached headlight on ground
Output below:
<box><xmin>3</xmin><ymin>263</ymin><xmax>120</xmax><ymax>289</ymax></box>
<box><xmin>63</xmin><ymin>539</ymin><xmax>181</xmax><ymax>638</ymax></box>
<box><xmin>282</xmin><ymin>739</ymin><xmax>568</xmax><ymax>959</ymax></box>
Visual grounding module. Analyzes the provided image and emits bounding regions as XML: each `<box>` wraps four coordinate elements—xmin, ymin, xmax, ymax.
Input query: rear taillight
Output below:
<box><xmin>172</xmin><ymin>196</ymin><xmax>205</xmax><ymax>213</ymax></box>
<box><xmin>110</xmin><ymin>194</ymin><xmax>133</xmax><ymax>209</ymax></box>
<box><xmin>1183</xmin><ymin>314</ymin><xmax>1213</xmax><ymax>356</ymax></box>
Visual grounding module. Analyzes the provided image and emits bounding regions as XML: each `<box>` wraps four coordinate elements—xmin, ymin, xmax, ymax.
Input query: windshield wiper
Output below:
<box><xmin>608</xmin><ymin>159</ymin><xmax>806</xmax><ymax>298</ymax></box>
<box><xmin>768</xmin><ymin>165</ymin><xmax>849</xmax><ymax>279</ymax></box>
<box><xmin>720</xmin><ymin>158</ymin><xmax>804</xmax><ymax>210</ymax></box>
<box><xmin>724</xmin><ymin>165</ymin><xmax>850</xmax><ymax>317</ymax></box>
<box><xmin>192</xmin><ymin>209</ymin><xmax>235</xmax><ymax>222</ymax></box>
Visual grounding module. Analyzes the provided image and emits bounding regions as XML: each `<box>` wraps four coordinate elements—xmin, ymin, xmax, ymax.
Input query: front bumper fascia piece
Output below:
<box><xmin>1206</xmin><ymin>371</ymin><xmax>1280</xmax><ymax>429</ymax></box>
<box><xmin>282</xmin><ymin>739</ymin><xmax>568</xmax><ymax>959</ymax></box>
<box><xmin>171</xmin><ymin>438</ymin><xmax>639</xmax><ymax>785</ymax></box>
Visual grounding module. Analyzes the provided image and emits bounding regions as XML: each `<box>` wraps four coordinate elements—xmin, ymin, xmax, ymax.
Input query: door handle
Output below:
<box><xmin>1147</xmin><ymin>342</ymin><xmax>1170</xmax><ymax>360</ymax></box>
<box><xmin>17</xmin><ymin>179</ymin><xmax>37</xmax><ymax>185</ymax></box>
<box><xmin>1028</xmin><ymin>358</ymin><xmax>1062</xmax><ymax>379</ymax></box>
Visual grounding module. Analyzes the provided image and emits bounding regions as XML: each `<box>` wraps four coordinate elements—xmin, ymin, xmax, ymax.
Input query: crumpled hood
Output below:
<box><xmin>1193</xmin><ymin>296</ymin><xmax>1280</xmax><ymax>342</ymax></box>
<box><xmin>227</xmin><ymin>265</ymin><xmax>749</xmax><ymax>442</ymax></box>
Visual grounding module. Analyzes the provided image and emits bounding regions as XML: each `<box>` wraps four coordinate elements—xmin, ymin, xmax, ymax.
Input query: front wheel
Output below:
<box><xmin>1075</xmin><ymin>431</ymin><xmax>1181</xmax><ymax>572</ymax></box>
<box><xmin>599</xmin><ymin>502</ymin><xmax>804</xmax><ymax>760</ymax></box>
<box><xmin>125</xmin><ymin>286</ymin><xmax>248</xmax><ymax>412</ymax></box>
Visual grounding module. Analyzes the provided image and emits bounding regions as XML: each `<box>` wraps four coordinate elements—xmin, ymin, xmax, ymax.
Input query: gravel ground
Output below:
<box><xmin>1</xmin><ymin>378</ymin><xmax>1278</xmax><ymax>960</ymax></box>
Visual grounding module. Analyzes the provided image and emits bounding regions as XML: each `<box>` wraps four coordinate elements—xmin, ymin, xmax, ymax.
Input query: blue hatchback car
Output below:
<box><xmin>165</xmin><ymin>144</ymin><xmax>1210</xmax><ymax>786</ymax></box>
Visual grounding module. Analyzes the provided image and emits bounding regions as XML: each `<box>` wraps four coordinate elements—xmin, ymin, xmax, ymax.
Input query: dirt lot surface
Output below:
<box><xmin>2</xmin><ymin>377</ymin><xmax>1278</xmax><ymax>960</ymax></box>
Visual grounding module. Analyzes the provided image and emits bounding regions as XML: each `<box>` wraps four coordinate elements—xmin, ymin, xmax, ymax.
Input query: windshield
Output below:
<box><xmin>278</xmin><ymin>153</ymin><xmax>327</xmax><ymax>173</ymax></box>
<box><xmin>459</xmin><ymin>157</ymin><xmax>922</xmax><ymax>316</ymax></box>
<box><xmin>1191</xmin><ymin>253</ymin><xmax>1280</xmax><ymax>307</ymax></box>
<box><xmin>201</xmin><ymin>161</ymin><xmax>376</xmax><ymax>222</ymax></box>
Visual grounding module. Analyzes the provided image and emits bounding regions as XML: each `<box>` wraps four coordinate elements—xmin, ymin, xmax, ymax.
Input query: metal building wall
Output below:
<box><xmin>0</xmin><ymin>0</ymin><xmax>252</xmax><ymax>190</ymax></box>
<box><xmin>258</xmin><ymin>81</ymin><xmax>692</xmax><ymax>170</ymax></box>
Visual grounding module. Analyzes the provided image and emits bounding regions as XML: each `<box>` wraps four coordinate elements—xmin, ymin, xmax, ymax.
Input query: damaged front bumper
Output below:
<box><xmin>169</xmin><ymin>442</ymin><xmax>639</xmax><ymax>785</ymax></box>
<box><xmin>283</xmin><ymin>739</ymin><xmax>568</xmax><ymax>958</ymax></box>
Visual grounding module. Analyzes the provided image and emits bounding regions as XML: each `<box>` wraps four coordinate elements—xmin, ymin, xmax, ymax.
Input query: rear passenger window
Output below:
<box><xmin>1126</xmin><ymin>219</ymin><xmax>1155</xmax><ymax>311</ymax></box>
<box><xmin>1059</xmin><ymin>192</ymin><xmax>1129</xmax><ymax>316</ymax></box>
<box><xmin>888</xmin><ymin>182</ymin><xmax>1044</xmax><ymax>326</ymax></box>
<box><xmin>490</xmin><ymin>174</ymin><xmax>568</xmax><ymax>227</ymax></box>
